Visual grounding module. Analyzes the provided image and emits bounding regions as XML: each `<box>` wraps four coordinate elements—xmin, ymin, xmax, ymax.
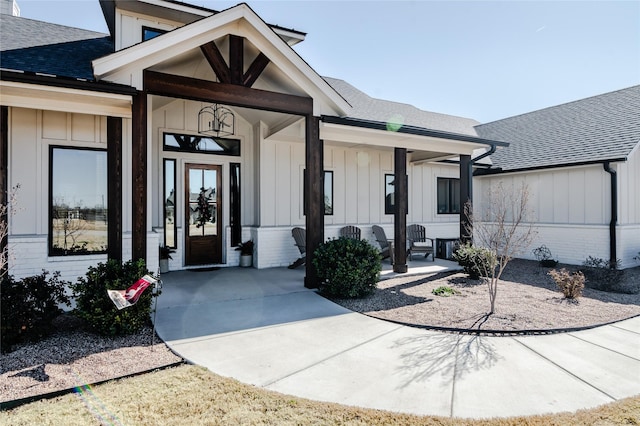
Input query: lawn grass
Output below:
<box><xmin>2</xmin><ymin>365</ymin><xmax>638</xmax><ymax>425</ymax></box>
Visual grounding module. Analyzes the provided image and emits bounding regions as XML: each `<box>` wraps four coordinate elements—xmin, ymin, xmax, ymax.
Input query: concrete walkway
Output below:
<box><xmin>154</xmin><ymin>265</ymin><xmax>640</xmax><ymax>419</ymax></box>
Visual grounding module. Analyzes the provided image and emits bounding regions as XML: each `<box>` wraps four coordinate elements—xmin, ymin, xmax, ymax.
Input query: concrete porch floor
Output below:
<box><xmin>153</xmin><ymin>260</ymin><xmax>640</xmax><ymax>419</ymax></box>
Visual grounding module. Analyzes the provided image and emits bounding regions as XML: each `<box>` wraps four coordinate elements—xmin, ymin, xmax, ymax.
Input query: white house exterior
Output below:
<box><xmin>1</xmin><ymin>0</ymin><xmax>503</xmax><ymax>286</ymax></box>
<box><xmin>0</xmin><ymin>0</ymin><xmax>637</xmax><ymax>286</ymax></box>
<box><xmin>475</xmin><ymin>87</ymin><xmax>640</xmax><ymax>269</ymax></box>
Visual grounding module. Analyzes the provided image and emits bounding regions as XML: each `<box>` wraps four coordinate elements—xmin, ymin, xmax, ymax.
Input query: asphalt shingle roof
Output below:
<box><xmin>1</xmin><ymin>14</ymin><xmax>113</xmax><ymax>80</ymax></box>
<box><xmin>475</xmin><ymin>86</ymin><xmax>640</xmax><ymax>171</ymax></box>
<box><xmin>324</xmin><ymin>77</ymin><xmax>481</xmax><ymax>137</ymax></box>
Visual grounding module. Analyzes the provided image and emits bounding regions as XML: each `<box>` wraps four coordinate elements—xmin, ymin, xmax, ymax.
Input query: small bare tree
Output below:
<box><xmin>465</xmin><ymin>181</ymin><xmax>537</xmax><ymax>314</ymax></box>
<box><xmin>1</xmin><ymin>185</ymin><xmax>20</xmax><ymax>278</ymax></box>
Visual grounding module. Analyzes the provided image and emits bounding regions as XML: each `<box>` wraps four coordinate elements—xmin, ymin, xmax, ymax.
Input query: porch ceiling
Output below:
<box><xmin>151</xmin><ymin>94</ymin><xmax>297</xmax><ymax>131</ymax></box>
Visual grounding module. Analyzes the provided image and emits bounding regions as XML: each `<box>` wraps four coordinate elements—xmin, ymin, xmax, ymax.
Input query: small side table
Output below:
<box><xmin>436</xmin><ymin>238</ymin><xmax>460</xmax><ymax>260</ymax></box>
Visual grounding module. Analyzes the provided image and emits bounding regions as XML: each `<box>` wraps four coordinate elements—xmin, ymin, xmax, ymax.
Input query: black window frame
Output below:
<box><xmin>162</xmin><ymin>132</ymin><xmax>241</xmax><ymax>157</ymax></box>
<box><xmin>303</xmin><ymin>170</ymin><xmax>334</xmax><ymax>216</ymax></box>
<box><xmin>163</xmin><ymin>159</ymin><xmax>177</xmax><ymax>249</ymax></box>
<box><xmin>49</xmin><ymin>145</ymin><xmax>108</xmax><ymax>256</ymax></box>
<box><xmin>230</xmin><ymin>163</ymin><xmax>242</xmax><ymax>247</ymax></box>
<box><xmin>384</xmin><ymin>173</ymin><xmax>408</xmax><ymax>215</ymax></box>
<box><xmin>437</xmin><ymin>177</ymin><xmax>461</xmax><ymax>214</ymax></box>
<box><xmin>142</xmin><ymin>26</ymin><xmax>167</xmax><ymax>41</ymax></box>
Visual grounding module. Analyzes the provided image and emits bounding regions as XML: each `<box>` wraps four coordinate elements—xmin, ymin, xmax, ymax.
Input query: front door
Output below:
<box><xmin>185</xmin><ymin>164</ymin><xmax>222</xmax><ymax>265</ymax></box>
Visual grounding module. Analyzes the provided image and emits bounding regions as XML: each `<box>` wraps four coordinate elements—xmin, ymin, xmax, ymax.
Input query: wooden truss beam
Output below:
<box><xmin>229</xmin><ymin>35</ymin><xmax>244</xmax><ymax>85</ymax></box>
<box><xmin>200</xmin><ymin>42</ymin><xmax>231</xmax><ymax>84</ymax></box>
<box><xmin>200</xmin><ymin>36</ymin><xmax>271</xmax><ymax>88</ymax></box>
<box><xmin>144</xmin><ymin>70</ymin><xmax>312</xmax><ymax>115</ymax></box>
<box><xmin>243</xmin><ymin>52</ymin><xmax>270</xmax><ymax>88</ymax></box>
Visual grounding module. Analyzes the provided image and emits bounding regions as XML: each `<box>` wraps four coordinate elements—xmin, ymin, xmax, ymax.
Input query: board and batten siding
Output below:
<box><xmin>617</xmin><ymin>149</ymin><xmax>640</xmax><ymax>268</ymax></box>
<box><xmin>256</xmin><ymin>137</ymin><xmax>461</xmax><ymax>267</ymax></box>
<box><xmin>150</xmin><ymin>98</ymin><xmax>257</xmax><ymax>268</ymax></box>
<box><xmin>6</xmin><ymin>107</ymin><xmax>137</xmax><ymax>281</ymax></box>
<box><xmin>475</xmin><ymin>160</ymin><xmax>640</xmax><ymax>268</ymax></box>
<box><xmin>260</xmin><ymin>139</ymin><xmax>461</xmax><ymax>228</ymax></box>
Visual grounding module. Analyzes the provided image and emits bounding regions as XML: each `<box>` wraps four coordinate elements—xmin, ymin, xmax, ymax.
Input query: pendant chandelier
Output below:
<box><xmin>198</xmin><ymin>104</ymin><xmax>235</xmax><ymax>137</ymax></box>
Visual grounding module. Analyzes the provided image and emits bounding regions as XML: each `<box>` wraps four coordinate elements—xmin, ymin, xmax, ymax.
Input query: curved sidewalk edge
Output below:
<box><xmin>154</xmin><ymin>274</ymin><xmax>640</xmax><ymax>419</ymax></box>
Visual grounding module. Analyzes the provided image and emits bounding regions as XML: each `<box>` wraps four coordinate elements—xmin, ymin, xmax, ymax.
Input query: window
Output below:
<box><xmin>142</xmin><ymin>27</ymin><xmax>167</xmax><ymax>41</ymax></box>
<box><xmin>163</xmin><ymin>133</ymin><xmax>240</xmax><ymax>156</ymax></box>
<box><xmin>324</xmin><ymin>171</ymin><xmax>333</xmax><ymax>215</ymax></box>
<box><xmin>50</xmin><ymin>147</ymin><xmax>108</xmax><ymax>255</ymax></box>
<box><xmin>384</xmin><ymin>174</ymin><xmax>407</xmax><ymax>214</ymax></box>
<box><xmin>164</xmin><ymin>159</ymin><xmax>176</xmax><ymax>248</ymax></box>
<box><xmin>303</xmin><ymin>170</ymin><xmax>333</xmax><ymax>215</ymax></box>
<box><xmin>437</xmin><ymin>177</ymin><xmax>460</xmax><ymax>214</ymax></box>
<box><xmin>384</xmin><ymin>174</ymin><xmax>395</xmax><ymax>214</ymax></box>
<box><xmin>230</xmin><ymin>163</ymin><xmax>241</xmax><ymax>247</ymax></box>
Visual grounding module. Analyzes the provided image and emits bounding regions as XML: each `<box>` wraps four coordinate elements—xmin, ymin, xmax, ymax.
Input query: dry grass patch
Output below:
<box><xmin>1</xmin><ymin>365</ymin><xmax>639</xmax><ymax>425</ymax></box>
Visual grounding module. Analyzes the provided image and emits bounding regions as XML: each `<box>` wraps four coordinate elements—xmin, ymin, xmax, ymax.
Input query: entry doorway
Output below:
<box><xmin>185</xmin><ymin>163</ymin><xmax>222</xmax><ymax>265</ymax></box>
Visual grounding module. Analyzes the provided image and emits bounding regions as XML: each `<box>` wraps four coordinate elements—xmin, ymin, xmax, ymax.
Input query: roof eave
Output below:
<box><xmin>0</xmin><ymin>69</ymin><xmax>138</xmax><ymax>96</ymax></box>
<box><xmin>474</xmin><ymin>158</ymin><xmax>629</xmax><ymax>176</ymax></box>
<box><xmin>321</xmin><ymin>115</ymin><xmax>510</xmax><ymax>148</ymax></box>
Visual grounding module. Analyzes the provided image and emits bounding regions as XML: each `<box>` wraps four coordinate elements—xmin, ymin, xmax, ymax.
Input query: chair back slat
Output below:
<box><xmin>292</xmin><ymin>227</ymin><xmax>306</xmax><ymax>255</ymax></box>
<box><xmin>340</xmin><ymin>225</ymin><xmax>361</xmax><ymax>240</ymax></box>
<box><xmin>407</xmin><ymin>224</ymin><xmax>426</xmax><ymax>243</ymax></box>
<box><xmin>372</xmin><ymin>225</ymin><xmax>389</xmax><ymax>249</ymax></box>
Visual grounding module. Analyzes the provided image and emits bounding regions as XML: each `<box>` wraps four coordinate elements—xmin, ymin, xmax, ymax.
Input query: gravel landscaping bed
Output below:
<box><xmin>1</xmin><ymin>315</ymin><xmax>182</xmax><ymax>405</ymax></box>
<box><xmin>2</xmin><ymin>258</ymin><xmax>638</xmax><ymax>406</ymax></box>
<box><xmin>330</xmin><ymin>259</ymin><xmax>640</xmax><ymax>332</ymax></box>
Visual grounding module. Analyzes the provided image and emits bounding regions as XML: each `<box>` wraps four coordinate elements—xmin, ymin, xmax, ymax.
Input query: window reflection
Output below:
<box><xmin>163</xmin><ymin>133</ymin><xmax>240</xmax><ymax>156</ymax></box>
<box><xmin>50</xmin><ymin>147</ymin><xmax>107</xmax><ymax>255</ymax></box>
<box><xmin>164</xmin><ymin>159</ymin><xmax>176</xmax><ymax>248</ymax></box>
<box><xmin>188</xmin><ymin>169</ymin><xmax>217</xmax><ymax>237</ymax></box>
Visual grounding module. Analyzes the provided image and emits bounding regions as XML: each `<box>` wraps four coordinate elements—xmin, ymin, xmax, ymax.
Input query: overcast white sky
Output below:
<box><xmin>14</xmin><ymin>0</ymin><xmax>640</xmax><ymax>123</ymax></box>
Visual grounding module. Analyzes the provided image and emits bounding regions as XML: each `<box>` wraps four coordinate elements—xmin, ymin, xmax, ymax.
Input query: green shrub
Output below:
<box><xmin>432</xmin><ymin>286</ymin><xmax>457</xmax><ymax>297</ymax></box>
<box><xmin>313</xmin><ymin>237</ymin><xmax>381</xmax><ymax>298</ymax></box>
<box><xmin>71</xmin><ymin>259</ymin><xmax>154</xmax><ymax>336</ymax></box>
<box><xmin>453</xmin><ymin>243</ymin><xmax>496</xmax><ymax>280</ymax></box>
<box><xmin>548</xmin><ymin>268</ymin><xmax>585</xmax><ymax>299</ymax></box>
<box><xmin>1</xmin><ymin>271</ymin><xmax>70</xmax><ymax>353</ymax></box>
<box><xmin>581</xmin><ymin>256</ymin><xmax>625</xmax><ymax>293</ymax></box>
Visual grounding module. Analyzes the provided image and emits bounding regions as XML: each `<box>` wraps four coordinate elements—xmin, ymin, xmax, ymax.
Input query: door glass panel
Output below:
<box><xmin>188</xmin><ymin>168</ymin><xmax>217</xmax><ymax>237</ymax></box>
<box><xmin>203</xmin><ymin>169</ymin><xmax>217</xmax><ymax>236</ymax></box>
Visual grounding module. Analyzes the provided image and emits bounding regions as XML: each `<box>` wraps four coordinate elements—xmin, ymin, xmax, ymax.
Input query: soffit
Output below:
<box><xmin>0</xmin><ymin>81</ymin><xmax>132</xmax><ymax>117</ymax></box>
<box><xmin>319</xmin><ymin>122</ymin><xmax>491</xmax><ymax>157</ymax></box>
<box><xmin>101</xmin><ymin>0</ymin><xmax>305</xmax><ymax>46</ymax></box>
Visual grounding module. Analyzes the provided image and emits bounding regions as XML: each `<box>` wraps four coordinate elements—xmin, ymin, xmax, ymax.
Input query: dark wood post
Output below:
<box><xmin>304</xmin><ymin>115</ymin><xmax>323</xmax><ymax>288</ymax></box>
<box><xmin>393</xmin><ymin>148</ymin><xmax>408</xmax><ymax>273</ymax></box>
<box><xmin>132</xmin><ymin>93</ymin><xmax>147</xmax><ymax>262</ymax></box>
<box><xmin>107</xmin><ymin>116</ymin><xmax>122</xmax><ymax>263</ymax></box>
<box><xmin>460</xmin><ymin>154</ymin><xmax>471</xmax><ymax>244</ymax></box>
<box><xmin>0</xmin><ymin>106</ymin><xmax>8</xmax><ymax>277</ymax></box>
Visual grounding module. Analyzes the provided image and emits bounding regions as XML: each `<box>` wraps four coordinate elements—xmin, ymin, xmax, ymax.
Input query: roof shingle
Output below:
<box><xmin>1</xmin><ymin>14</ymin><xmax>113</xmax><ymax>80</ymax></box>
<box><xmin>475</xmin><ymin>86</ymin><xmax>640</xmax><ymax>171</ymax></box>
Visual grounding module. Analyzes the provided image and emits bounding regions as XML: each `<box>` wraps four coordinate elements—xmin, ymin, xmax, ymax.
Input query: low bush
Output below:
<box><xmin>453</xmin><ymin>243</ymin><xmax>496</xmax><ymax>280</ymax></box>
<box><xmin>581</xmin><ymin>256</ymin><xmax>625</xmax><ymax>293</ymax></box>
<box><xmin>0</xmin><ymin>271</ymin><xmax>70</xmax><ymax>353</ymax></box>
<box><xmin>548</xmin><ymin>268</ymin><xmax>585</xmax><ymax>299</ymax></box>
<box><xmin>532</xmin><ymin>245</ymin><xmax>558</xmax><ymax>267</ymax></box>
<box><xmin>432</xmin><ymin>286</ymin><xmax>457</xmax><ymax>297</ymax></box>
<box><xmin>313</xmin><ymin>237</ymin><xmax>381</xmax><ymax>298</ymax></box>
<box><xmin>70</xmin><ymin>259</ymin><xmax>154</xmax><ymax>336</ymax></box>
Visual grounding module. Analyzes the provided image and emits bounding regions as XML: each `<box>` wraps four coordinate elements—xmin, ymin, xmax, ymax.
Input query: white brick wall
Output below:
<box><xmin>515</xmin><ymin>224</ymin><xmax>615</xmax><ymax>267</ymax></box>
<box><xmin>619</xmin><ymin>225</ymin><xmax>640</xmax><ymax>269</ymax></box>
<box><xmin>8</xmin><ymin>232</ymin><xmax>155</xmax><ymax>283</ymax></box>
<box><xmin>253</xmin><ymin>223</ymin><xmax>462</xmax><ymax>269</ymax></box>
